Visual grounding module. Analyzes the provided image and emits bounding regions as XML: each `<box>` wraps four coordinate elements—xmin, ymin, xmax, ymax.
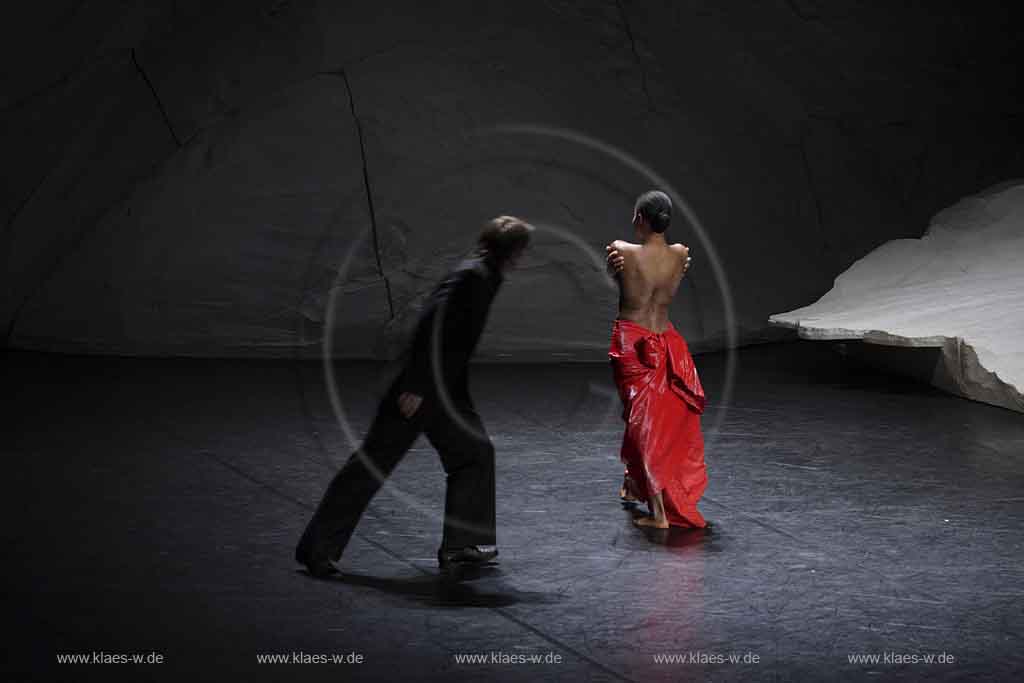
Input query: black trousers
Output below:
<box><xmin>296</xmin><ymin>382</ymin><xmax>496</xmax><ymax>564</ymax></box>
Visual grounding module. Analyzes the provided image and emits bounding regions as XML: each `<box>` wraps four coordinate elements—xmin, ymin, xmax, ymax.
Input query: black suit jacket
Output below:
<box><xmin>398</xmin><ymin>255</ymin><xmax>503</xmax><ymax>402</ymax></box>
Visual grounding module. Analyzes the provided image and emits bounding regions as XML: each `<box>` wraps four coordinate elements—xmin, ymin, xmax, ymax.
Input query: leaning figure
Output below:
<box><xmin>296</xmin><ymin>216</ymin><xmax>533</xmax><ymax>576</ymax></box>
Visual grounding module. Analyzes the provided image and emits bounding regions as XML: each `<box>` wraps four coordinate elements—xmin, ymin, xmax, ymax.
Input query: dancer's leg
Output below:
<box><xmin>425</xmin><ymin>402</ymin><xmax>496</xmax><ymax>551</ymax></box>
<box><xmin>619</xmin><ymin>471</ymin><xmax>641</xmax><ymax>502</ymax></box>
<box><xmin>633</xmin><ymin>490</ymin><xmax>670</xmax><ymax>529</ymax></box>
<box><xmin>296</xmin><ymin>388</ymin><xmax>424</xmax><ymax>566</ymax></box>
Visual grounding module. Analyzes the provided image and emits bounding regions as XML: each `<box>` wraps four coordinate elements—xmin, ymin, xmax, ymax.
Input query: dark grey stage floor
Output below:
<box><xmin>4</xmin><ymin>342</ymin><xmax>1023</xmax><ymax>682</ymax></box>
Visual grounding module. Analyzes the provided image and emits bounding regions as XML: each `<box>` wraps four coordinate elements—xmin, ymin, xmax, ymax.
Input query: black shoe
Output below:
<box><xmin>296</xmin><ymin>533</ymin><xmax>341</xmax><ymax>578</ymax></box>
<box><xmin>297</xmin><ymin>544</ymin><xmax>340</xmax><ymax>578</ymax></box>
<box><xmin>437</xmin><ymin>545</ymin><xmax>499</xmax><ymax>569</ymax></box>
<box><xmin>300</xmin><ymin>556</ymin><xmax>340</xmax><ymax>578</ymax></box>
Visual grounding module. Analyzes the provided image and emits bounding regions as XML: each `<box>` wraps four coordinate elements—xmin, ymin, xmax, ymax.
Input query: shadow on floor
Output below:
<box><xmin>300</xmin><ymin>569</ymin><xmax>561</xmax><ymax>609</ymax></box>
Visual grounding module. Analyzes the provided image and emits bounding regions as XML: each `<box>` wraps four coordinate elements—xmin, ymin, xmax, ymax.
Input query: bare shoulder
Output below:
<box><xmin>609</xmin><ymin>239</ymin><xmax>640</xmax><ymax>251</ymax></box>
<box><xmin>669</xmin><ymin>242</ymin><xmax>690</xmax><ymax>258</ymax></box>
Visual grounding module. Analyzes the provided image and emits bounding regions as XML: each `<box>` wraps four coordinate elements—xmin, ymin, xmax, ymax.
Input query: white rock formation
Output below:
<box><xmin>770</xmin><ymin>182</ymin><xmax>1024</xmax><ymax>413</ymax></box>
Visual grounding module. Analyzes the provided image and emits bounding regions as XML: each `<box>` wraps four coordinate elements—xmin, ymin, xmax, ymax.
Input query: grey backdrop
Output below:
<box><xmin>3</xmin><ymin>1</ymin><xmax>1021</xmax><ymax>359</ymax></box>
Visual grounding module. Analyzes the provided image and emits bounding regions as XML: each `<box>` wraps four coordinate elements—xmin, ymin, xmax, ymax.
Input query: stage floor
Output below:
<box><xmin>5</xmin><ymin>342</ymin><xmax>1023</xmax><ymax>681</ymax></box>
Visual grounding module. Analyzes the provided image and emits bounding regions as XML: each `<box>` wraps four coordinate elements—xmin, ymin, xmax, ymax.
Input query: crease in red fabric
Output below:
<box><xmin>609</xmin><ymin>318</ymin><xmax>707</xmax><ymax>528</ymax></box>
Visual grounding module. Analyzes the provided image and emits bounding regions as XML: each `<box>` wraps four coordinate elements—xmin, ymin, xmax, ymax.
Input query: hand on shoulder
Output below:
<box><xmin>605</xmin><ymin>240</ymin><xmax>633</xmax><ymax>276</ymax></box>
<box><xmin>671</xmin><ymin>243</ymin><xmax>692</xmax><ymax>276</ymax></box>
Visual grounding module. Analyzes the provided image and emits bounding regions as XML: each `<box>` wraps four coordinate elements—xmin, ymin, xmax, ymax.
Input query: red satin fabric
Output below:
<box><xmin>609</xmin><ymin>318</ymin><xmax>708</xmax><ymax>528</ymax></box>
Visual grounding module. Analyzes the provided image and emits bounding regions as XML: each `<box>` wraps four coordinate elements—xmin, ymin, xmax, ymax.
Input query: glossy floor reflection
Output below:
<box><xmin>4</xmin><ymin>342</ymin><xmax>1023</xmax><ymax>681</ymax></box>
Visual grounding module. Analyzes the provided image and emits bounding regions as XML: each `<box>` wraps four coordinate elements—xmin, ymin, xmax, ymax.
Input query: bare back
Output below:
<box><xmin>611</xmin><ymin>238</ymin><xmax>689</xmax><ymax>333</ymax></box>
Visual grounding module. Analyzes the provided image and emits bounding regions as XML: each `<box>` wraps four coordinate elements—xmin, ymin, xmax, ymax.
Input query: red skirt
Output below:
<box><xmin>609</xmin><ymin>318</ymin><xmax>708</xmax><ymax>527</ymax></box>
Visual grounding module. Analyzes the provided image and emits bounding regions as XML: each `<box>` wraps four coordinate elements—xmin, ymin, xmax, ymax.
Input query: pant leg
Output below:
<box><xmin>423</xmin><ymin>399</ymin><xmax>496</xmax><ymax>550</ymax></box>
<box><xmin>296</xmin><ymin>387</ymin><xmax>423</xmax><ymax>563</ymax></box>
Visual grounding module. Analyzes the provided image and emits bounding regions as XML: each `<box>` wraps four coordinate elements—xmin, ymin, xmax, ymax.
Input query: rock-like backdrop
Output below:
<box><xmin>771</xmin><ymin>182</ymin><xmax>1024</xmax><ymax>413</ymax></box>
<box><xmin>3</xmin><ymin>1</ymin><xmax>1022</xmax><ymax>359</ymax></box>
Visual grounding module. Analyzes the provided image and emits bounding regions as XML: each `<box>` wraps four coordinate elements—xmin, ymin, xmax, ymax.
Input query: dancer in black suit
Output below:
<box><xmin>296</xmin><ymin>216</ymin><xmax>533</xmax><ymax>577</ymax></box>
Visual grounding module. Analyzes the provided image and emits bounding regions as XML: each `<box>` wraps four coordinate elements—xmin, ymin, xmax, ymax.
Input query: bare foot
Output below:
<box><xmin>633</xmin><ymin>515</ymin><xmax>669</xmax><ymax>529</ymax></box>
<box><xmin>619</xmin><ymin>486</ymin><xmax>640</xmax><ymax>502</ymax></box>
